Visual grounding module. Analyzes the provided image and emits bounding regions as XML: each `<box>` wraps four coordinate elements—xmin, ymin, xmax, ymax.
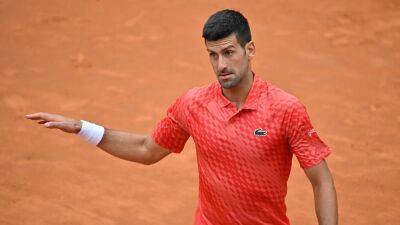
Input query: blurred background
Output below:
<box><xmin>0</xmin><ymin>0</ymin><xmax>399</xmax><ymax>224</ymax></box>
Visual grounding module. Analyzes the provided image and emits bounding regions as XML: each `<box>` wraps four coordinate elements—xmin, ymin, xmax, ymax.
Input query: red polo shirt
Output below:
<box><xmin>151</xmin><ymin>73</ymin><xmax>331</xmax><ymax>225</ymax></box>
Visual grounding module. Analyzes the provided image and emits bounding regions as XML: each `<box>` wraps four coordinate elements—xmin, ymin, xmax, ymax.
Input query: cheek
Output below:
<box><xmin>230</xmin><ymin>55</ymin><xmax>246</xmax><ymax>69</ymax></box>
<box><xmin>210</xmin><ymin>60</ymin><xmax>219</xmax><ymax>72</ymax></box>
<box><xmin>209</xmin><ymin>58</ymin><xmax>216</xmax><ymax>66</ymax></box>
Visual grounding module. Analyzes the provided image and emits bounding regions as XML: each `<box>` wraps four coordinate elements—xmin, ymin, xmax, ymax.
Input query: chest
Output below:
<box><xmin>187</xmin><ymin>103</ymin><xmax>289</xmax><ymax>162</ymax></box>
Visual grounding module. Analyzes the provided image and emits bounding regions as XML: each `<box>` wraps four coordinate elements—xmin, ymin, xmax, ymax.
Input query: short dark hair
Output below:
<box><xmin>202</xmin><ymin>9</ymin><xmax>252</xmax><ymax>47</ymax></box>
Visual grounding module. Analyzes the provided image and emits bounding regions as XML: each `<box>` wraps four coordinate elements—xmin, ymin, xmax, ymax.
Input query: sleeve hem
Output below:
<box><xmin>300</xmin><ymin>147</ymin><xmax>332</xmax><ymax>169</ymax></box>
<box><xmin>150</xmin><ymin>130</ymin><xmax>183</xmax><ymax>154</ymax></box>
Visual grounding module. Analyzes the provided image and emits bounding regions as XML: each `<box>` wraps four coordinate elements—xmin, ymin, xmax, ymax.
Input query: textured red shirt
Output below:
<box><xmin>151</xmin><ymin>73</ymin><xmax>331</xmax><ymax>225</ymax></box>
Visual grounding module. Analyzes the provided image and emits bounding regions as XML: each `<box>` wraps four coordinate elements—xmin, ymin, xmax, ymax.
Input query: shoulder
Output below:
<box><xmin>266</xmin><ymin>83</ymin><xmax>304</xmax><ymax>111</ymax></box>
<box><xmin>263</xmin><ymin>83</ymin><xmax>312</xmax><ymax>130</ymax></box>
<box><xmin>177</xmin><ymin>82</ymin><xmax>217</xmax><ymax>108</ymax></box>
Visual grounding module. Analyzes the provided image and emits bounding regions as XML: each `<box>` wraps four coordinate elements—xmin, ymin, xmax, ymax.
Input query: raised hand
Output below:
<box><xmin>25</xmin><ymin>112</ymin><xmax>82</xmax><ymax>134</ymax></box>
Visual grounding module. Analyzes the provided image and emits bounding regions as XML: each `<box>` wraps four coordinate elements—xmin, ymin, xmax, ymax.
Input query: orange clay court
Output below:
<box><xmin>0</xmin><ymin>1</ymin><xmax>399</xmax><ymax>225</ymax></box>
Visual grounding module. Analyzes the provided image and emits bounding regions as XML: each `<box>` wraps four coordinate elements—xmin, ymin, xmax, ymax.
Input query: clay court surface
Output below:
<box><xmin>1</xmin><ymin>0</ymin><xmax>399</xmax><ymax>224</ymax></box>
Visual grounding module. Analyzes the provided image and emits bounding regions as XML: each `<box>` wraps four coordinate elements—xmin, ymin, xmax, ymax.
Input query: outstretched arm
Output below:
<box><xmin>25</xmin><ymin>112</ymin><xmax>171</xmax><ymax>165</ymax></box>
<box><xmin>304</xmin><ymin>160</ymin><xmax>338</xmax><ymax>225</ymax></box>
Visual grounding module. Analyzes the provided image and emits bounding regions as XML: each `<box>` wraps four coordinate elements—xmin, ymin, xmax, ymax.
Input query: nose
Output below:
<box><xmin>217</xmin><ymin>55</ymin><xmax>227</xmax><ymax>73</ymax></box>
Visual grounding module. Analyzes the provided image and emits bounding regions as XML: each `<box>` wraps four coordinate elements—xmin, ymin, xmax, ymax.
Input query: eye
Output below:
<box><xmin>224</xmin><ymin>50</ymin><xmax>234</xmax><ymax>56</ymax></box>
<box><xmin>209</xmin><ymin>52</ymin><xmax>217</xmax><ymax>59</ymax></box>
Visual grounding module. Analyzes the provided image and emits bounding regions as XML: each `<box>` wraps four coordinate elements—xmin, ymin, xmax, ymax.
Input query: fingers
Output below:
<box><xmin>25</xmin><ymin>112</ymin><xmax>49</xmax><ymax>120</ymax></box>
<box><xmin>25</xmin><ymin>112</ymin><xmax>61</xmax><ymax>122</ymax></box>
<box><xmin>26</xmin><ymin>112</ymin><xmax>79</xmax><ymax>133</ymax></box>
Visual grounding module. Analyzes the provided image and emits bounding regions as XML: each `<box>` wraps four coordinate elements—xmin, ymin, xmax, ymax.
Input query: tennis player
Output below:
<box><xmin>26</xmin><ymin>9</ymin><xmax>338</xmax><ymax>225</ymax></box>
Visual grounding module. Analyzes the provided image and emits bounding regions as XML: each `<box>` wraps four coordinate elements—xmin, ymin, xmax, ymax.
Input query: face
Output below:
<box><xmin>205</xmin><ymin>33</ymin><xmax>255</xmax><ymax>89</ymax></box>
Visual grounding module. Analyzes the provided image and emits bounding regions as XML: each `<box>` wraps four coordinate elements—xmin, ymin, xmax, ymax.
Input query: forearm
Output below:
<box><xmin>96</xmin><ymin>128</ymin><xmax>152</xmax><ymax>164</ymax></box>
<box><xmin>313</xmin><ymin>181</ymin><xmax>338</xmax><ymax>225</ymax></box>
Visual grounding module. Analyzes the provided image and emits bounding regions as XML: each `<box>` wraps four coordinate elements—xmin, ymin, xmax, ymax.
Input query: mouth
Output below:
<box><xmin>220</xmin><ymin>73</ymin><xmax>232</xmax><ymax>76</ymax></box>
<box><xmin>219</xmin><ymin>73</ymin><xmax>234</xmax><ymax>80</ymax></box>
<box><xmin>219</xmin><ymin>72</ymin><xmax>233</xmax><ymax>77</ymax></box>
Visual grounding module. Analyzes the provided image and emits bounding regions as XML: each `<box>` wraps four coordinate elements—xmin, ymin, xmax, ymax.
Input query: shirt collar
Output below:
<box><xmin>214</xmin><ymin>72</ymin><xmax>264</xmax><ymax>111</ymax></box>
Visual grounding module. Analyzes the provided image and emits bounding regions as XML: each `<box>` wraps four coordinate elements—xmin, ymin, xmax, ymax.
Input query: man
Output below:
<box><xmin>26</xmin><ymin>9</ymin><xmax>338</xmax><ymax>225</ymax></box>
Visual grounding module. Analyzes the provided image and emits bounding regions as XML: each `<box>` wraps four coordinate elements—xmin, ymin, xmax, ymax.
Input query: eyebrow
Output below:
<box><xmin>207</xmin><ymin>45</ymin><xmax>236</xmax><ymax>53</ymax></box>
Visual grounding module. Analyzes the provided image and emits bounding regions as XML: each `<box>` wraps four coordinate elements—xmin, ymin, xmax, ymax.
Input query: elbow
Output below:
<box><xmin>136</xmin><ymin>138</ymin><xmax>170</xmax><ymax>165</ymax></box>
<box><xmin>141</xmin><ymin>152</ymin><xmax>168</xmax><ymax>165</ymax></box>
<box><xmin>134</xmin><ymin>154</ymin><xmax>158</xmax><ymax>165</ymax></box>
<box><xmin>141</xmin><ymin>158</ymin><xmax>158</xmax><ymax>165</ymax></box>
<box><xmin>133</xmin><ymin>143</ymin><xmax>158</xmax><ymax>165</ymax></box>
<box><xmin>138</xmin><ymin>151</ymin><xmax>162</xmax><ymax>166</ymax></box>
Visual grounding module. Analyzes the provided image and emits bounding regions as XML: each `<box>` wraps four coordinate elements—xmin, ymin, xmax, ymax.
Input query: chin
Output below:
<box><xmin>219</xmin><ymin>79</ymin><xmax>240</xmax><ymax>89</ymax></box>
<box><xmin>218</xmin><ymin>76</ymin><xmax>242</xmax><ymax>89</ymax></box>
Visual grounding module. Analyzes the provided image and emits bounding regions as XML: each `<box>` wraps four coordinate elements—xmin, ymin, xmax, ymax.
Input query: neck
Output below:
<box><xmin>222</xmin><ymin>70</ymin><xmax>254</xmax><ymax>109</ymax></box>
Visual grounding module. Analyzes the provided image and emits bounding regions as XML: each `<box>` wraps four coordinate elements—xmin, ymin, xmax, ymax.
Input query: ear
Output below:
<box><xmin>245</xmin><ymin>41</ymin><xmax>256</xmax><ymax>59</ymax></box>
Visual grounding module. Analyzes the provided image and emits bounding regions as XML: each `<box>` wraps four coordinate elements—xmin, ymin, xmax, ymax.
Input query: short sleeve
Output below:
<box><xmin>286</xmin><ymin>101</ymin><xmax>331</xmax><ymax>169</ymax></box>
<box><xmin>150</xmin><ymin>93</ymin><xmax>191</xmax><ymax>153</ymax></box>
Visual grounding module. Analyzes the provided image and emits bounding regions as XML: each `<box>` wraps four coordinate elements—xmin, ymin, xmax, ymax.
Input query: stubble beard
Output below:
<box><xmin>218</xmin><ymin>74</ymin><xmax>243</xmax><ymax>89</ymax></box>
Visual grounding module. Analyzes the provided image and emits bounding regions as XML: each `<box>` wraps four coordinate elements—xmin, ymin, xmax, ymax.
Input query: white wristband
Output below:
<box><xmin>78</xmin><ymin>120</ymin><xmax>105</xmax><ymax>145</ymax></box>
